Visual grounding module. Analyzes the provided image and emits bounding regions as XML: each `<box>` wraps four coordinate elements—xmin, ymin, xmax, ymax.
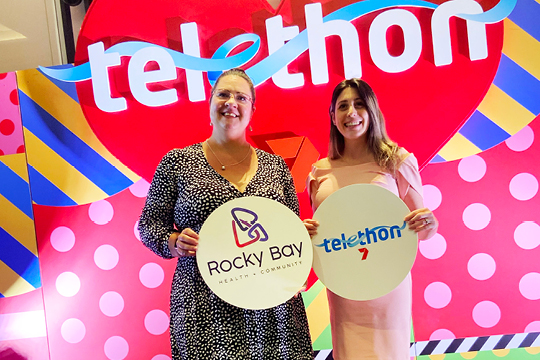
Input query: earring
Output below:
<box><xmin>210</xmin><ymin>122</ymin><xmax>213</xmax><ymax>126</ymax></box>
<box><xmin>249</xmin><ymin>125</ymin><xmax>253</xmax><ymax>132</ymax></box>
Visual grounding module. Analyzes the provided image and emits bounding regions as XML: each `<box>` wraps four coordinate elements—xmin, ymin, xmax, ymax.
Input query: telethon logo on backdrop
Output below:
<box><xmin>197</xmin><ymin>197</ymin><xmax>312</xmax><ymax>310</ymax></box>
<box><xmin>311</xmin><ymin>184</ymin><xmax>418</xmax><ymax>301</ymax></box>
<box><xmin>38</xmin><ymin>0</ymin><xmax>513</xmax><ymax>182</ymax></box>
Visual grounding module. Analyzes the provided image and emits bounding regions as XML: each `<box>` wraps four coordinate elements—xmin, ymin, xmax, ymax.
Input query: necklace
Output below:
<box><xmin>205</xmin><ymin>140</ymin><xmax>252</xmax><ymax>171</ymax></box>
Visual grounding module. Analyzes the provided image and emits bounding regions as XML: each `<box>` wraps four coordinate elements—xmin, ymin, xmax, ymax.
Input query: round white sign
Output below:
<box><xmin>312</xmin><ymin>184</ymin><xmax>418</xmax><ymax>301</ymax></box>
<box><xmin>197</xmin><ymin>196</ymin><xmax>313</xmax><ymax>310</ymax></box>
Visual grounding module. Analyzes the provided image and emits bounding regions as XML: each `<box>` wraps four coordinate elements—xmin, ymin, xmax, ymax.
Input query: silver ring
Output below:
<box><xmin>424</xmin><ymin>218</ymin><xmax>430</xmax><ymax>225</ymax></box>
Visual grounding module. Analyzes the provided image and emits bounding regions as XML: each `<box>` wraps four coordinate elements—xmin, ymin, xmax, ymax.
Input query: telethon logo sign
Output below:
<box><xmin>41</xmin><ymin>0</ymin><xmax>512</xmax><ymax>181</ymax></box>
<box><xmin>197</xmin><ymin>196</ymin><xmax>312</xmax><ymax>310</ymax></box>
<box><xmin>312</xmin><ymin>184</ymin><xmax>418</xmax><ymax>301</ymax></box>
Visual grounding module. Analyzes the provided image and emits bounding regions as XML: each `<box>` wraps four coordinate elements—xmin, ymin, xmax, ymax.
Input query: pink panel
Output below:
<box><xmin>0</xmin><ymin>72</ymin><xmax>24</xmax><ymax>156</ymax></box>
<box><xmin>412</xmin><ymin>115</ymin><xmax>540</xmax><ymax>340</ymax></box>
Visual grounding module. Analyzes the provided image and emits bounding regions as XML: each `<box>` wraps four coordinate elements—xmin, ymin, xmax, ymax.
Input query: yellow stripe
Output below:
<box><xmin>0</xmin><ymin>260</ymin><xmax>35</xmax><ymax>297</ymax></box>
<box><xmin>503</xmin><ymin>18</ymin><xmax>540</xmax><ymax>80</ymax></box>
<box><xmin>0</xmin><ymin>195</ymin><xmax>37</xmax><ymax>255</ymax></box>
<box><xmin>23</xmin><ymin>128</ymin><xmax>109</xmax><ymax>203</ymax></box>
<box><xmin>437</xmin><ymin>133</ymin><xmax>482</xmax><ymax>161</ymax></box>
<box><xmin>477</xmin><ymin>84</ymin><xmax>535</xmax><ymax>135</ymax></box>
<box><xmin>16</xmin><ymin>69</ymin><xmax>140</xmax><ymax>183</ymax></box>
<box><xmin>306</xmin><ymin>284</ymin><xmax>331</xmax><ymax>342</ymax></box>
<box><xmin>0</xmin><ymin>153</ymin><xmax>29</xmax><ymax>181</ymax></box>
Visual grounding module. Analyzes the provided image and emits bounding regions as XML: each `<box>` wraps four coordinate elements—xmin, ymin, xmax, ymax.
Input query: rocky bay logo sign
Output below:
<box><xmin>231</xmin><ymin>207</ymin><xmax>269</xmax><ymax>247</ymax></box>
<box><xmin>311</xmin><ymin>184</ymin><xmax>418</xmax><ymax>300</ymax></box>
<box><xmin>40</xmin><ymin>0</ymin><xmax>513</xmax><ymax>180</ymax></box>
<box><xmin>197</xmin><ymin>197</ymin><xmax>312</xmax><ymax>309</ymax></box>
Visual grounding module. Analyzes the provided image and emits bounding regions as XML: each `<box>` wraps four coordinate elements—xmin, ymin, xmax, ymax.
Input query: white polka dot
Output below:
<box><xmin>104</xmin><ymin>336</ymin><xmax>129</xmax><ymax>360</ymax></box>
<box><xmin>94</xmin><ymin>245</ymin><xmax>119</xmax><ymax>270</ymax></box>
<box><xmin>509</xmin><ymin>173</ymin><xmax>538</xmax><ymax>201</ymax></box>
<box><xmin>50</xmin><ymin>226</ymin><xmax>76</xmax><ymax>252</ymax></box>
<box><xmin>144</xmin><ymin>309</ymin><xmax>169</xmax><ymax>335</ymax></box>
<box><xmin>56</xmin><ymin>272</ymin><xmax>81</xmax><ymax>297</ymax></box>
<box><xmin>472</xmin><ymin>301</ymin><xmax>501</xmax><ymax>328</ymax></box>
<box><xmin>505</xmin><ymin>125</ymin><xmax>534</xmax><ymax>152</ymax></box>
<box><xmin>140</xmin><ymin>263</ymin><xmax>165</xmax><ymax>289</ymax></box>
<box><xmin>88</xmin><ymin>200</ymin><xmax>114</xmax><ymax>225</ymax></box>
<box><xmin>99</xmin><ymin>291</ymin><xmax>125</xmax><ymax>317</ymax></box>
<box><xmin>458</xmin><ymin>155</ymin><xmax>487</xmax><ymax>182</ymax></box>
<box><xmin>419</xmin><ymin>233</ymin><xmax>447</xmax><ymax>260</ymax></box>
<box><xmin>514</xmin><ymin>221</ymin><xmax>540</xmax><ymax>250</ymax></box>
<box><xmin>151</xmin><ymin>356</ymin><xmax>171</xmax><ymax>360</ymax></box>
<box><xmin>134</xmin><ymin>220</ymin><xmax>141</xmax><ymax>241</ymax></box>
<box><xmin>424</xmin><ymin>282</ymin><xmax>452</xmax><ymax>309</ymax></box>
<box><xmin>61</xmin><ymin>318</ymin><xmax>86</xmax><ymax>343</ymax></box>
<box><xmin>129</xmin><ymin>179</ymin><xmax>150</xmax><ymax>198</ymax></box>
<box><xmin>519</xmin><ymin>273</ymin><xmax>540</xmax><ymax>300</ymax></box>
<box><xmin>429</xmin><ymin>328</ymin><xmax>455</xmax><ymax>341</ymax></box>
<box><xmin>423</xmin><ymin>184</ymin><xmax>442</xmax><ymax>211</ymax></box>
<box><xmin>463</xmin><ymin>203</ymin><xmax>491</xmax><ymax>230</ymax></box>
<box><xmin>525</xmin><ymin>320</ymin><xmax>540</xmax><ymax>333</ymax></box>
<box><xmin>467</xmin><ymin>253</ymin><xmax>496</xmax><ymax>280</ymax></box>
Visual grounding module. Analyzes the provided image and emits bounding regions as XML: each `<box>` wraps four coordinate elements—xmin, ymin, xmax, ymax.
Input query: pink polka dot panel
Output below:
<box><xmin>0</xmin><ymin>71</ymin><xmax>24</xmax><ymax>156</ymax></box>
<box><xmin>34</xmin><ymin>187</ymin><xmax>175</xmax><ymax>360</ymax></box>
<box><xmin>412</xmin><ymin>115</ymin><xmax>540</xmax><ymax>341</ymax></box>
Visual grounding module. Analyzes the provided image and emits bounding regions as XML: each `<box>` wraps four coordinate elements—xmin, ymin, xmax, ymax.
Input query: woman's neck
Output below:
<box><xmin>340</xmin><ymin>138</ymin><xmax>373</xmax><ymax>163</ymax></box>
<box><xmin>207</xmin><ymin>134</ymin><xmax>250</xmax><ymax>152</ymax></box>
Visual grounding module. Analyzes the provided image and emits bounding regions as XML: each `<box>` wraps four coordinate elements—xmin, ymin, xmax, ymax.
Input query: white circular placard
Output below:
<box><xmin>312</xmin><ymin>184</ymin><xmax>418</xmax><ymax>300</ymax></box>
<box><xmin>197</xmin><ymin>196</ymin><xmax>313</xmax><ymax>310</ymax></box>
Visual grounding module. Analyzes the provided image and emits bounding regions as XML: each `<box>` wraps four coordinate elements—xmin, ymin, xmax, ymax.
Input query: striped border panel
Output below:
<box><xmin>16</xmin><ymin>68</ymin><xmax>140</xmax><ymax>206</ymax></box>
<box><xmin>312</xmin><ymin>332</ymin><xmax>540</xmax><ymax>358</ymax></box>
<box><xmin>433</xmin><ymin>0</ymin><xmax>540</xmax><ymax>163</ymax></box>
<box><xmin>0</xmin><ymin>156</ymin><xmax>40</xmax><ymax>298</ymax></box>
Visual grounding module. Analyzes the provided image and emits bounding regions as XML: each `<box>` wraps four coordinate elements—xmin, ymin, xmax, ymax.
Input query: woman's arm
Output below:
<box><xmin>138</xmin><ymin>150</ymin><xmax>182</xmax><ymax>259</ymax></box>
<box><xmin>402</xmin><ymin>186</ymin><xmax>439</xmax><ymax>240</ymax></box>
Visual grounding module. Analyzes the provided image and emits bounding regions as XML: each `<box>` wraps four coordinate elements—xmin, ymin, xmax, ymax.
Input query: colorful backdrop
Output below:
<box><xmin>1</xmin><ymin>0</ymin><xmax>539</xmax><ymax>359</ymax></box>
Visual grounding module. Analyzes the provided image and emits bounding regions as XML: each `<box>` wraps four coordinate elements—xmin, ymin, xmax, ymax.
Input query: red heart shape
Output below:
<box><xmin>75</xmin><ymin>0</ymin><xmax>503</xmax><ymax>181</ymax></box>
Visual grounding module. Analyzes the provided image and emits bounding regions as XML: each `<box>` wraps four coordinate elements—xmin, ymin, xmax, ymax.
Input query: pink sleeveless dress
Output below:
<box><xmin>307</xmin><ymin>150</ymin><xmax>423</xmax><ymax>360</ymax></box>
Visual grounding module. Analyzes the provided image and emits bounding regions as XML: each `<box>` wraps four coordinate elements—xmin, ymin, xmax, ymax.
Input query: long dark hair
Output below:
<box><xmin>328</xmin><ymin>79</ymin><xmax>399</xmax><ymax>174</ymax></box>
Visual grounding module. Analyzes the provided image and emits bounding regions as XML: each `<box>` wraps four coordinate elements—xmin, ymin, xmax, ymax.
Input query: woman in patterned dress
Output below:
<box><xmin>138</xmin><ymin>69</ymin><xmax>313</xmax><ymax>360</ymax></box>
<box><xmin>303</xmin><ymin>79</ymin><xmax>439</xmax><ymax>360</ymax></box>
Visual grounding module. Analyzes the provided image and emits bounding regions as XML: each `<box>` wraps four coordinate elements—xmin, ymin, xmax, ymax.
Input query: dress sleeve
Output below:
<box><xmin>396</xmin><ymin>150</ymin><xmax>423</xmax><ymax>201</ymax></box>
<box><xmin>138</xmin><ymin>150</ymin><xmax>180</xmax><ymax>259</ymax></box>
<box><xmin>279</xmin><ymin>156</ymin><xmax>300</xmax><ymax>217</ymax></box>
<box><xmin>306</xmin><ymin>168</ymin><xmax>318</xmax><ymax>212</ymax></box>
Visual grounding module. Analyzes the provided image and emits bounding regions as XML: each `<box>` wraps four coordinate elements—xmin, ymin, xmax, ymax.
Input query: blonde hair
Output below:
<box><xmin>210</xmin><ymin>68</ymin><xmax>256</xmax><ymax>107</ymax></box>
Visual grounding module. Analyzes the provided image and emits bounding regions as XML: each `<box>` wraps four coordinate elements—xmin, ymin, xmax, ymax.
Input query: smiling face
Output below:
<box><xmin>209</xmin><ymin>74</ymin><xmax>255</xmax><ymax>141</ymax></box>
<box><xmin>331</xmin><ymin>87</ymin><xmax>370</xmax><ymax>143</ymax></box>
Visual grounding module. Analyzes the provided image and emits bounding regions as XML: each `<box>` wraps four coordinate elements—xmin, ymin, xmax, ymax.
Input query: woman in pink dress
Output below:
<box><xmin>303</xmin><ymin>79</ymin><xmax>439</xmax><ymax>360</ymax></box>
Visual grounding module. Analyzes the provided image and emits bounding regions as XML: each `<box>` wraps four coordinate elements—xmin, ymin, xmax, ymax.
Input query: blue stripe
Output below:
<box><xmin>0</xmin><ymin>227</ymin><xmax>41</xmax><ymax>288</ymax></box>
<box><xmin>493</xmin><ymin>54</ymin><xmax>540</xmax><ymax>115</ymax></box>
<box><xmin>508</xmin><ymin>0</ymin><xmax>540</xmax><ymax>41</ymax></box>
<box><xmin>0</xmin><ymin>293</ymin><xmax>4</xmax><ymax>298</ymax></box>
<box><xmin>0</xmin><ymin>161</ymin><xmax>33</xmax><ymax>219</ymax></box>
<box><xmin>38</xmin><ymin>64</ymin><xmax>80</xmax><ymax>103</ymax></box>
<box><xmin>430</xmin><ymin>154</ymin><xmax>446</xmax><ymax>163</ymax></box>
<box><xmin>459</xmin><ymin>111</ymin><xmax>510</xmax><ymax>151</ymax></box>
<box><xmin>27</xmin><ymin>166</ymin><xmax>77</xmax><ymax>206</ymax></box>
<box><xmin>18</xmin><ymin>91</ymin><xmax>134</xmax><ymax>196</ymax></box>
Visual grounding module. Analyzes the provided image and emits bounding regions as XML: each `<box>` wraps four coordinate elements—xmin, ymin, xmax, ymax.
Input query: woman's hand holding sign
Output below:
<box><xmin>404</xmin><ymin>208</ymin><xmax>438</xmax><ymax>234</ymax></box>
<box><xmin>169</xmin><ymin>228</ymin><xmax>199</xmax><ymax>258</ymax></box>
<box><xmin>303</xmin><ymin>219</ymin><xmax>319</xmax><ymax>238</ymax></box>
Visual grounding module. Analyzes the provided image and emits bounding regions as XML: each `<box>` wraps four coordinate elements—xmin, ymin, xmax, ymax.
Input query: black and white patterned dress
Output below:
<box><xmin>138</xmin><ymin>143</ymin><xmax>313</xmax><ymax>360</ymax></box>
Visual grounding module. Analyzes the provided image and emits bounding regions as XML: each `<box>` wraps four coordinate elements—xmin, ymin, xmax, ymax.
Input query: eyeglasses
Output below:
<box><xmin>213</xmin><ymin>89</ymin><xmax>253</xmax><ymax>105</ymax></box>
